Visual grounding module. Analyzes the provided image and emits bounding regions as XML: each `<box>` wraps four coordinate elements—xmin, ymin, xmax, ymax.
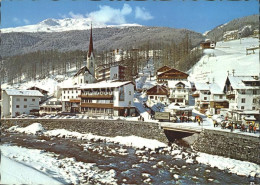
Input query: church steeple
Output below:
<box><xmin>87</xmin><ymin>22</ymin><xmax>95</xmax><ymax>77</ymax></box>
<box><xmin>88</xmin><ymin>23</ymin><xmax>94</xmax><ymax>58</ymax></box>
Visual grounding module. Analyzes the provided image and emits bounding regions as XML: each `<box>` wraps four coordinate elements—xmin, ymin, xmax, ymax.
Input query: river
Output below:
<box><xmin>1</xmin><ymin>132</ymin><xmax>258</xmax><ymax>185</ymax></box>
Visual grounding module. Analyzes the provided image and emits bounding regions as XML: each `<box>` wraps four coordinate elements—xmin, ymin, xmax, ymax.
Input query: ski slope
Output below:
<box><xmin>189</xmin><ymin>37</ymin><xmax>259</xmax><ymax>88</ymax></box>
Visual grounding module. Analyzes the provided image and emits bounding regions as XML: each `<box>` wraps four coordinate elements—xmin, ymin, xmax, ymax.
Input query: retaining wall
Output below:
<box><xmin>1</xmin><ymin>119</ymin><xmax>169</xmax><ymax>144</ymax></box>
<box><xmin>193</xmin><ymin>129</ymin><xmax>260</xmax><ymax>164</ymax></box>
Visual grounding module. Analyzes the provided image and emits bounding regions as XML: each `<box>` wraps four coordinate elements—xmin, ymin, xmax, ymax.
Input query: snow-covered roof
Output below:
<box><xmin>168</xmin><ymin>81</ymin><xmax>191</xmax><ymax>88</ymax></box>
<box><xmin>79</xmin><ymin>81</ymin><xmax>133</xmax><ymax>89</ymax></box>
<box><xmin>194</xmin><ymin>83</ymin><xmax>210</xmax><ymax>91</ymax></box>
<box><xmin>4</xmin><ymin>89</ymin><xmax>44</xmax><ymax>97</ymax></box>
<box><xmin>209</xmin><ymin>83</ymin><xmax>224</xmax><ymax>94</ymax></box>
<box><xmin>228</xmin><ymin>76</ymin><xmax>259</xmax><ymax>89</ymax></box>
<box><xmin>168</xmin><ymin>103</ymin><xmax>193</xmax><ymax>110</ymax></box>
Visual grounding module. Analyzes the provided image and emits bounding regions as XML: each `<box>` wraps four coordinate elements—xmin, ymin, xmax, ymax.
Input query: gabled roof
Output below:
<box><xmin>27</xmin><ymin>86</ymin><xmax>49</xmax><ymax>94</ymax></box>
<box><xmin>158</xmin><ymin>68</ymin><xmax>188</xmax><ymax>79</ymax></box>
<box><xmin>5</xmin><ymin>89</ymin><xmax>44</xmax><ymax>97</ymax></box>
<box><xmin>79</xmin><ymin>81</ymin><xmax>133</xmax><ymax>89</ymax></box>
<box><xmin>228</xmin><ymin>76</ymin><xmax>260</xmax><ymax>89</ymax></box>
<box><xmin>194</xmin><ymin>82</ymin><xmax>210</xmax><ymax>91</ymax></box>
<box><xmin>195</xmin><ymin>82</ymin><xmax>224</xmax><ymax>94</ymax></box>
<box><xmin>74</xmin><ymin>66</ymin><xmax>92</xmax><ymax>77</ymax></box>
<box><xmin>157</xmin><ymin>66</ymin><xmax>172</xmax><ymax>73</ymax></box>
<box><xmin>146</xmin><ymin>85</ymin><xmax>169</xmax><ymax>95</ymax></box>
<box><xmin>168</xmin><ymin>81</ymin><xmax>191</xmax><ymax>88</ymax></box>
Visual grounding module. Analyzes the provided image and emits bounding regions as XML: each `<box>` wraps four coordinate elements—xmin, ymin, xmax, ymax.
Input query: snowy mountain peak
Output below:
<box><xmin>2</xmin><ymin>18</ymin><xmax>142</xmax><ymax>33</ymax></box>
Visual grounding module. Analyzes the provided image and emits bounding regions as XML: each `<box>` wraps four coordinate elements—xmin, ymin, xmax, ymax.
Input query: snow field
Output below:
<box><xmin>0</xmin><ymin>145</ymin><xmax>117</xmax><ymax>185</ymax></box>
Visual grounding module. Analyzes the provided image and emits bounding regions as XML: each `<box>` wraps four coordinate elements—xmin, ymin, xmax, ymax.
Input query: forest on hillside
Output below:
<box><xmin>1</xmin><ymin>33</ymin><xmax>203</xmax><ymax>85</ymax></box>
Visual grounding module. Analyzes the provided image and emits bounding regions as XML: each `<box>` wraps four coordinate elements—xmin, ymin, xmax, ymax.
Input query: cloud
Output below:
<box><xmin>23</xmin><ymin>19</ymin><xmax>30</xmax><ymax>24</ymax></box>
<box><xmin>13</xmin><ymin>17</ymin><xmax>20</xmax><ymax>23</ymax></box>
<box><xmin>68</xmin><ymin>11</ymin><xmax>84</xmax><ymax>19</ymax></box>
<box><xmin>135</xmin><ymin>7</ymin><xmax>153</xmax><ymax>21</ymax></box>
<box><xmin>12</xmin><ymin>17</ymin><xmax>30</xmax><ymax>25</ymax></box>
<box><xmin>87</xmin><ymin>4</ymin><xmax>132</xmax><ymax>24</ymax></box>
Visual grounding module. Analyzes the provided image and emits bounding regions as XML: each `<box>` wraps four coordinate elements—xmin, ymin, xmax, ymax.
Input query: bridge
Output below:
<box><xmin>159</xmin><ymin>122</ymin><xmax>202</xmax><ymax>134</ymax></box>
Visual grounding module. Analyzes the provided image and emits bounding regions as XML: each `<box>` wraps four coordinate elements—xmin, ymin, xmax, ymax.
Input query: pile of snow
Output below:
<box><xmin>8</xmin><ymin>123</ymin><xmax>166</xmax><ymax>150</ymax></box>
<box><xmin>1</xmin><ymin>145</ymin><xmax>117</xmax><ymax>184</ymax></box>
<box><xmin>8</xmin><ymin>123</ymin><xmax>44</xmax><ymax>134</ymax></box>
<box><xmin>45</xmin><ymin>129</ymin><xmax>166</xmax><ymax>150</ymax></box>
<box><xmin>196</xmin><ymin>152</ymin><xmax>260</xmax><ymax>177</ymax></box>
<box><xmin>0</xmin><ymin>155</ymin><xmax>62</xmax><ymax>185</ymax></box>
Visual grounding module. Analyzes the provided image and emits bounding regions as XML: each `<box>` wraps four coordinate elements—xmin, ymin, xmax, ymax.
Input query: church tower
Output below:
<box><xmin>87</xmin><ymin>23</ymin><xmax>95</xmax><ymax>76</ymax></box>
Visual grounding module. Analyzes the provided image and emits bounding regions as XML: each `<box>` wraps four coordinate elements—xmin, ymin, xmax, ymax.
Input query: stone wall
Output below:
<box><xmin>193</xmin><ymin>129</ymin><xmax>260</xmax><ymax>164</ymax></box>
<box><xmin>1</xmin><ymin>119</ymin><xmax>169</xmax><ymax>144</ymax></box>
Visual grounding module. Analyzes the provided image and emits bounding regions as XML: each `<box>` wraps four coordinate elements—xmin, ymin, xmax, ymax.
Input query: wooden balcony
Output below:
<box><xmin>79</xmin><ymin>94</ymin><xmax>113</xmax><ymax>99</ymax></box>
<box><xmin>192</xmin><ymin>93</ymin><xmax>199</xmax><ymax>98</ymax></box>
<box><xmin>226</xmin><ymin>93</ymin><xmax>235</xmax><ymax>100</ymax></box>
<box><xmin>69</xmin><ymin>98</ymin><xmax>81</xmax><ymax>103</ymax></box>
<box><xmin>80</xmin><ymin>103</ymin><xmax>114</xmax><ymax>108</ymax></box>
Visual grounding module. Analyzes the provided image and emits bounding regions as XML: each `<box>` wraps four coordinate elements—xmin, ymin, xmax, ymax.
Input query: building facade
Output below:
<box><xmin>61</xmin><ymin>86</ymin><xmax>81</xmax><ymax>113</ymax></box>
<box><xmin>96</xmin><ymin>65</ymin><xmax>126</xmax><ymax>82</ymax></box>
<box><xmin>168</xmin><ymin>81</ymin><xmax>191</xmax><ymax>106</ymax></box>
<box><xmin>79</xmin><ymin>81</ymin><xmax>135</xmax><ymax>116</ymax></box>
<box><xmin>146</xmin><ymin>85</ymin><xmax>169</xmax><ymax>108</ymax></box>
<box><xmin>1</xmin><ymin>89</ymin><xmax>43</xmax><ymax>118</ymax></box>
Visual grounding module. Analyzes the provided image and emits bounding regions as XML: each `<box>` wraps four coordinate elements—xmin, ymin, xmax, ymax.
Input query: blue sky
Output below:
<box><xmin>2</xmin><ymin>0</ymin><xmax>258</xmax><ymax>33</ymax></box>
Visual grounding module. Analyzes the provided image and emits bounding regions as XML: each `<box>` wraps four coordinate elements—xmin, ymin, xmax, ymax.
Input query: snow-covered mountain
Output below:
<box><xmin>1</xmin><ymin>18</ymin><xmax>142</xmax><ymax>33</ymax></box>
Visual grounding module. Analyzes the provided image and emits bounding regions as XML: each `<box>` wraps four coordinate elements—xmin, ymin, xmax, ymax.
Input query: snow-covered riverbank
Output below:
<box><xmin>6</xmin><ymin>122</ymin><xmax>260</xmax><ymax>180</ymax></box>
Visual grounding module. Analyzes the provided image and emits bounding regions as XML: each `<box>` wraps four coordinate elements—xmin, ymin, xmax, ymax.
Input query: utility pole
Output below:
<box><xmin>0</xmin><ymin>59</ymin><xmax>4</xmax><ymax>121</ymax></box>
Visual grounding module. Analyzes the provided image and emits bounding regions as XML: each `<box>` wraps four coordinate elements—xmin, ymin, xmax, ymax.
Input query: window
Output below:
<box><xmin>67</xmin><ymin>96</ymin><xmax>69</xmax><ymax>99</ymax></box>
<box><xmin>219</xmin><ymin>95</ymin><xmax>223</xmax><ymax>99</ymax></box>
<box><xmin>68</xmin><ymin>91</ymin><xmax>69</xmax><ymax>94</ymax></box>
<box><xmin>241</xmin><ymin>98</ymin><xmax>245</xmax><ymax>103</ymax></box>
<box><xmin>241</xmin><ymin>106</ymin><xmax>244</xmax><ymax>110</ymax></box>
<box><xmin>76</xmin><ymin>91</ymin><xmax>78</xmax><ymax>93</ymax></box>
<box><xmin>16</xmin><ymin>98</ymin><xmax>20</xmax><ymax>101</ymax></box>
<box><xmin>81</xmin><ymin>79</ymin><xmax>83</xmax><ymax>84</ymax></box>
<box><xmin>252</xmin><ymin>107</ymin><xmax>255</xmax><ymax>110</ymax></box>
<box><xmin>150</xmin><ymin>96</ymin><xmax>154</xmax><ymax>99</ymax></box>
<box><xmin>253</xmin><ymin>90</ymin><xmax>257</xmax><ymax>95</ymax></box>
<box><xmin>129</xmin><ymin>101</ymin><xmax>131</xmax><ymax>106</ymax></box>
<box><xmin>24</xmin><ymin>105</ymin><xmax>27</xmax><ymax>108</ymax></box>
<box><xmin>204</xmin><ymin>97</ymin><xmax>207</xmax><ymax>100</ymax></box>
<box><xmin>24</xmin><ymin>98</ymin><xmax>27</xmax><ymax>102</ymax></box>
<box><xmin>64</xmin><ymin>91</ymin><xmax>65</xmax><ymax>94</ymax></box>
<box><xmin>72</xmin><ymin>91</ymin><xmax>73</xmax><ymax>93</ymax></box>
<box><xmin>16</xmin><ymin>105</ymin><xmax>20</xmax><ymax>108</ymax></box>
<box><xmin>129</xmin><ymin>91</ymin><xmax>131</xmax><ymax>95</ymax></box>
<box><xmin>155</xmin><ymin>96</ymin><xmax>158</xmax><ymax>100</ymax></box>
<box><xmin>253</xmin><ymin>99</ymin><xmax>257</xmax><ymax>103</ymax></box>
<box><xmin>32</xmin><ymin>99</ymin><xmax>35</xmax><ymax>102</ymax></box>
<box><xmin>241</xmin><ymin>90</ymin><xmax>245</xmax><ymax>94</ymax></box>
<box><xmin>64</xmin><ymin>96</ymin><xmax>65</xmax><ymax>99</ymax></box>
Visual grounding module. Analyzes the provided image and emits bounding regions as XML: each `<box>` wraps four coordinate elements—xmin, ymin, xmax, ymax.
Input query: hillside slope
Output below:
<box><xmin>188</xmin><ymin>37</ymin><xmax>259</xmax><ymax>88</ymax></box>
<box><xmin>205</xmin><ymin>14</ymin><xmax>259</xmax><ymax>41</ymax></box>
<box><xmin>1</xmin><ymin>27</ymin><xmax>204</xmax><ymax>57</ymax></box>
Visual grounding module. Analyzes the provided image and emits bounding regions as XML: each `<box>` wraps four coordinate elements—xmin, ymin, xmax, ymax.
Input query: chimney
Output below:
<box><xmin>232</xmin><ymin>69</ymin><xmax>235</xmax><ymax>76</ymax></box>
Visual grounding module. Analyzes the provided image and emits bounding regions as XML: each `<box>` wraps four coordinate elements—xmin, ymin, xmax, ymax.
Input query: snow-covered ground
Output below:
<box><xmin>1</xmin><ymin>144</ymin><xmax>117</xmax><ymax>185</ymax></box>
<box><xmin>189</xmin><ymin>37</ymin><xmax>259</xmax><ymax>88</ymax></box>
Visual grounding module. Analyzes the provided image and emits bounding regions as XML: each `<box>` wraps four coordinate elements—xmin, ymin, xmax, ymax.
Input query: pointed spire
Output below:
<box><xmin>88</xmin><ymin>22</ymin><xmax>94</xmax><ymax>58</ymax></box>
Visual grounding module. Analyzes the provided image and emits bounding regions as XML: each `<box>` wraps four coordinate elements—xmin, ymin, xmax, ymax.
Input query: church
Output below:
<box><xmin>73</xmin><ymin>24</ymin><xmax>96</xmax><ymax>85</ymax></box>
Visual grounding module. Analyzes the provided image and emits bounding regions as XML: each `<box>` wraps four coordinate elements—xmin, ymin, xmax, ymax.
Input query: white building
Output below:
<box><xmin>224</xmin><ymin>76</ymin><xmax>260</xmax><ymax>121</ymax></box>
<box><xmin>168</xmin><ymin>81</ymin><xmax>191</xmax><ymax>106</ymax></box>
<box><xmin>146</xmin><ymin>85</ymin><xmax>169</xmax><ymax>111</ymax></box>
<box><xmin>79</xmin><ymin>81</ymin><xmax>135</xmax><ymax>116</ymax></box>
<box><xmin>60</xmin><ymin>85</ymin><xmax>81</xmax><ymax>113</ymax></box>
<box><xmin>193</xmin><ymin>82</ymin><xmax>229</xmax><ymax>114</ymax></box>
<box><xmin>73</xmin><ymin>66</ymin><xmax>96</xmax><ymax>85</ymax></box>
<box><xmin>1</xmin><ymin>89</ymin><xmax>43</xmax><ymax>118</ymax></box>
<box><xmin>96</xmin><ymin>65</ymin><xmax>126</xmax><ymax>82</ymax></box>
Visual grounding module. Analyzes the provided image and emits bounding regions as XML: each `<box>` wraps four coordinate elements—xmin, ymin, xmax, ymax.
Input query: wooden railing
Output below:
<box><xmin>80</xmin><ymin>103</ymin><xmax>114</xmax><ymax>108</ymax></box>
